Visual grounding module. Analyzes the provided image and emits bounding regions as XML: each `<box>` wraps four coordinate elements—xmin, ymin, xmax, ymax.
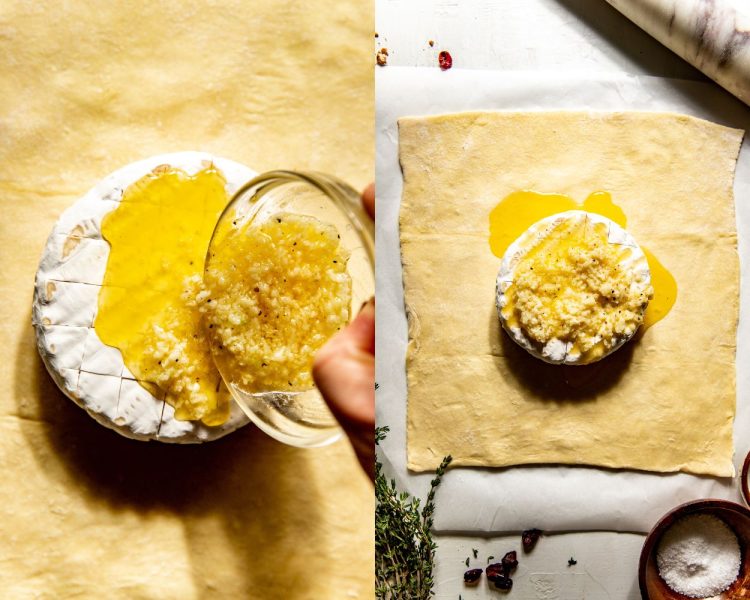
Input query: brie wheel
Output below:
<box><xmin>33</xmin><ymin>152</ymin><xmax>254</xmax><ymax>442</ymax></box>
<box><xmin>496</xmin><ymin>210</ymin><xmax>652</xmax><ymax>365</ymax></box>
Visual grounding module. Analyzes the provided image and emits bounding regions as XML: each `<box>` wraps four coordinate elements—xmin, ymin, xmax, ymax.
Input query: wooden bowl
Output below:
<box><xmin>639</xmin><ymin>499</ymin><xmax>750</xmax><ymax>599</ymax></box>
<box><xmin>741</xmin><ymin>451</ymin><xmax>750</xmax><ymax>508</ymax></box>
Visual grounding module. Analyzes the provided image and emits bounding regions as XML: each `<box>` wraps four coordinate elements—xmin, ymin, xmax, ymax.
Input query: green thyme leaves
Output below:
<box><xmin>375</xmin><ymin>426</ymin><xmax>452</xmax><ymax>599</ymax></box>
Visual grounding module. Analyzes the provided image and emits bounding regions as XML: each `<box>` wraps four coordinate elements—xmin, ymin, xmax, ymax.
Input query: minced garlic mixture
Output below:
<box><xmin>200</xmin><ymin>212</ymin><xmax>352</xmax><ymax>392</ymax></box>
<box><xmin>503</xmin><ymin>218</ymin><xmax>653</xmax><ymax>360</ymax></box>
<box><xmin>139</xmin><ymin>298</ymin><xmax>228</xmax><ymax>425</ymax></box>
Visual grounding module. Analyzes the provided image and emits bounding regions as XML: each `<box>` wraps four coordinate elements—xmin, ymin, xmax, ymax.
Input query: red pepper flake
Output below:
<box><xmin>501</xmin><ymin>550</ymin><xmax>518</xmax><ymax>574</ymax></box>
<box><xmin>376</xmin><ymin>47</ymin><xmax>389</xmax><ymax>67</ymax></box>
<box><xmin>463</xmin><ymin>568</ymin><xmax>482</xmax><ymax>584</ymax></box>
<box><xmin>483</xmin><ymin>553</ymin><xmax>518</xmax><ymax>590</ymax></box>
<box><xmin>522</xmin><ymin>528</ymin><xmax>543</xmax><ymax>552</ymax></box>
<box><xmin>438</xmin><ymin>50</ymin><xmax>452</xmax><ymax>70</ymax></box>
<box><xmin>494</xmin><ymin>575</ymin><xmax>513</xmax><ymax>591</ymax></box>
<box><xmin>485</xmin><ymin>562</ymin><xmax>504</xmax><ymax>582</ymax></box>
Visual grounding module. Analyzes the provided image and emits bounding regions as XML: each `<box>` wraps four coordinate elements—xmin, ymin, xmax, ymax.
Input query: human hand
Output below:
<box><xmin>312</xmin><ymin>184</ymin><xmax>375</xmax><ymax>480</ymax></box>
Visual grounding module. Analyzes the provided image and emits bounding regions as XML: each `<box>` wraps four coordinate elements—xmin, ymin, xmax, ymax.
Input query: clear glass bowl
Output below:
<box><xmin>205</xmin><ymin>171</ymin><xmax>374</xmax><ymax>447</ymax></box>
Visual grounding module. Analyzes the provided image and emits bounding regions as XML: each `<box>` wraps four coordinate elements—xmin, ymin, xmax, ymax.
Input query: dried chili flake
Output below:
<box><xmin>522</xmin><ymin>528</ymin><xmax>543</xmax><ymax>552</ymax></box>
<box><xmin>485</xmin><ymin>562</ymin><xmax>504</xmax><ymax>582</ymax></box>
<box><xmin>438</xmin><ymin>50</ymin><xmax>452</xmax><ymax>70</ymax></box>
<box><xmin>376</xmin><ymin>47</ymin><xmax>389</xmax><ymax>67</ymax></box>
<box><xmin>463</xmin><ymin>568</ymin><xmax>482</xmax><ymax>584</ymax></box>
<box><xmin>494</xmin><ymin>575</ymin><xmax>513</xmax><ymax>591</ymax></box>
<box><xmin>501</xmin><ymin>550</ymin><xmax>518</xmax><ymax>574</ymax></box>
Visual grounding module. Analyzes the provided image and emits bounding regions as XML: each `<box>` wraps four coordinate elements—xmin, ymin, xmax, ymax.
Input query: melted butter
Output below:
<box><xmin>490</xmin><ymin>190</ymin><xmax>677</xmax><ymax>333</ymax></box>
<box><xmin>96</xmin><ymin>165</ymin><xmax>230</xmax><ymax>425</ymax></box>
<box><xmin>640</xmin><ymin>248</ymin><xmax>676</xmax><ymax>331</ymax></box>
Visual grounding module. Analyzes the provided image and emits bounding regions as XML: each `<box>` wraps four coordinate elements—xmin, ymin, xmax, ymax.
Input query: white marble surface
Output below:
<box><xmin>606</xmin><ymin>0</ymin><xmax>750</xmax><ymax>105</ymax></box>
<box><xmin>375</xmin><ymin>0</ymin><xmax>704</xmax><ymax>78</ymax></box>
<box><xmin>433</xmin><ymin>532</ymin><xmax>644</xmax><ymax>600</ymax></box>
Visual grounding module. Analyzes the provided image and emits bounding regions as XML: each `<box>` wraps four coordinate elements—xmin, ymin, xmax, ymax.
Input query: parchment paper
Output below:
<box><xmin>376</xmin><ymin>67</ymin><xmax>750</xmax><ymax>533</ymax></box>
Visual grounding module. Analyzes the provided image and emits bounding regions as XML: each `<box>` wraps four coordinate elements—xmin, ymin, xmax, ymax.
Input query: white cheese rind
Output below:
<box><xmin>33</xmin><ymin>152</ymin><xmax>255</xmax><ymax>443</ymax></box>
<box><xmin>495</xmin><ymin>210</ymin><xmax>652</xmax><ymax>365</ymax></box>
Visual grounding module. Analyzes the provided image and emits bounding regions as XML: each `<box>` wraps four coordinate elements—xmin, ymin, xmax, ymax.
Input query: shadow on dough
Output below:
<box><xmin>15</xmin><ymin>317</ymin><xmax>356</xmax><ymax>599</ymax></box>
<box><xmin>490</xmin><ymin>306</ymin><xmax>636</xmax><ymax>403</ymax></box>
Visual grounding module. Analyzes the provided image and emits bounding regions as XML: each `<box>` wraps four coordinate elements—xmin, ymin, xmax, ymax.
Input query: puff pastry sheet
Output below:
<box><xmin>399</xmin><ymin>111</ymin><xmax>742</xmax><ymax>477</ymax></box>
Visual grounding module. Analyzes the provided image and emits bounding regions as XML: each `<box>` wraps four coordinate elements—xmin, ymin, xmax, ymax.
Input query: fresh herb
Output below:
<box><xmin>375</xmin><ymin>426</ymin><xmax>452</xmax><ymax>599</ymax></box>
<box><xmin>568</xmin><ymin>557</ymin><xmax>577</xmax><ymax>566</ymax></box>
<box><xmin>464</xmin><ymin>557</ymin><xmax>469</xmax><ymax>567</ymax></box>
<box><xmin>487</xmin><ymin>555</ymin><xmax>495</xmax><ymax>564</ymax></box>
<box><xmin>472</xmin><ymin>548</ymin><xmax>478</xmax><ymax>559</ymax></box>
<box><xmin>375</xmin><ymin>382</ymin><xmax>380</xmax><ymax>390</ymax></box>
<box><xmin>375</xmin><ymin>425</ymin><xmax>388</xmax><ymax>444</ymax></box>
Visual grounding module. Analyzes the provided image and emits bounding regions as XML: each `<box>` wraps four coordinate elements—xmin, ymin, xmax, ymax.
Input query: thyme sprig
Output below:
<box><xmin>375</xmin><ymin>426</ymin><xmax>452</xmax><ymax>599</ymax></box>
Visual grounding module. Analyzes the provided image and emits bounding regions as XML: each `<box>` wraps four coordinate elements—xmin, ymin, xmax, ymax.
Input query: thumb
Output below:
<box><xmin>312</xmin><ymin>298</ymin><xmax>375</xmax><ymax>479</ymax></box>
<box><xmin>313</xmin><ymin>298</ymin><xmax>375</xmax><ymax>424</ymax></box>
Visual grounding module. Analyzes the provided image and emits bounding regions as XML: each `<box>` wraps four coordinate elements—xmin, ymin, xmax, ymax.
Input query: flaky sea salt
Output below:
<box><xmin>656</xmin><ymin>513</ymin><xmax>741</xmax><ymax>598</ymax></box>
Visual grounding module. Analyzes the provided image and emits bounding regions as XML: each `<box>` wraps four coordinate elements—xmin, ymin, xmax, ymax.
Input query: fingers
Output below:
<box><xmin>313</xmin><ymin>298</ymin><xmax>375</xmax><ymax>480</ymax></box>
<box><xmin>361</xmin><ymin>183</ymin><xmax>375</xmax><ymax>220</ymax></box>
<box><xmin>314</xmin><ymin>181</ymin><xmax>374</xmax><ymax>479</ymax></box>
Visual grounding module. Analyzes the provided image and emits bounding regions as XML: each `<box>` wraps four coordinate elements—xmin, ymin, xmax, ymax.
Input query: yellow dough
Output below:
<box><xmin>0</xmin><ymin>2</ymin><xmax>373</xmax><ymax>599</ymax></box>
<box><xmin>399</xmin><ymin>111</ymin><xmax>742</xmax><ymax>477</ymax></box>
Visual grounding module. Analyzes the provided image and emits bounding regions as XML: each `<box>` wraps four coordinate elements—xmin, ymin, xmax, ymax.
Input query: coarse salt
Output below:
<box><xmin>656</xmin><ymin>513</ymin><xmax>741</xmax><ymax>598</ymax></box>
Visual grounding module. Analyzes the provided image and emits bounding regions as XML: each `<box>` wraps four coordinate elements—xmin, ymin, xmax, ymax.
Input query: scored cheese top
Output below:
<box><xmin>496</xmin><ymin>210</ymin><xmax>653</xmax><ymax>365</ymax></box>
<box><xmin>32</xmin><ymin>152</ymin><xmax>255</xmax><ymax>442</ymax></box>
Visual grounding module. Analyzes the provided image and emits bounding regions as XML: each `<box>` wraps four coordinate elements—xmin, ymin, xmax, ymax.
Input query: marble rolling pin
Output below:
<box><xmin>605</xmin><ymin>0</ymin><xmax>750</xmax><ymax>105</ymax></box>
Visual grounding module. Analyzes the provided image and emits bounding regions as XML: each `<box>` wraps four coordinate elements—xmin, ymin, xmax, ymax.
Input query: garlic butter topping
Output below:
<box><xmin>496</xmin><ymin>210</ymin><xmax>653</xmax><ymax>365</ymax></box>
<box><xmin>201</xmin><ymin>212</ymin><xmax>352</xmax><ymax>392</ymax></box>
